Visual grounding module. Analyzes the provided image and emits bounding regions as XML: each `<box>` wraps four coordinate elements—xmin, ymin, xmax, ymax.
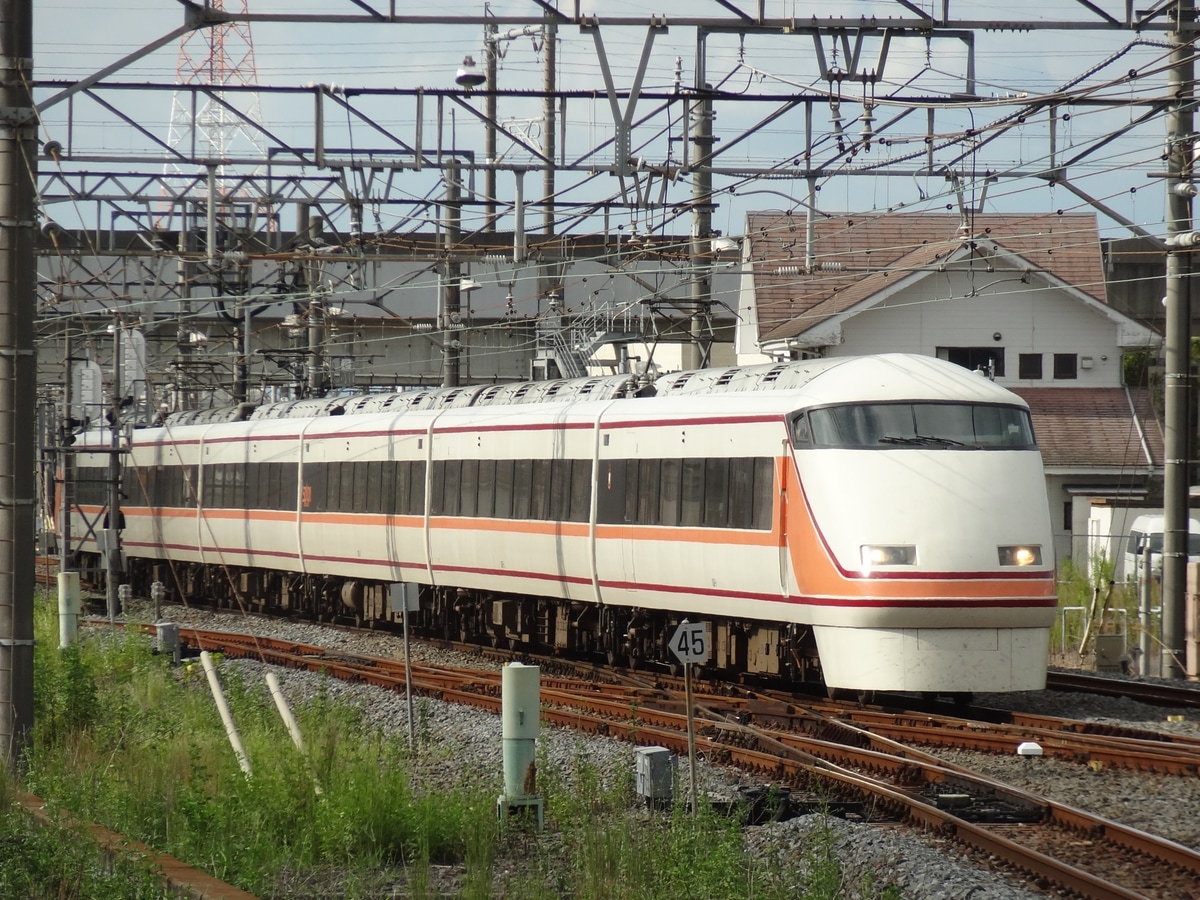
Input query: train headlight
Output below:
<box><xmin>860</xmin><ymin>545</ymin><xmax>916</xmax><ymax>567</ymax></box>
<box><xmin>998</xmin><ymin>545</ymin><xmax>1042</xmax><ymax>566</ymax></box>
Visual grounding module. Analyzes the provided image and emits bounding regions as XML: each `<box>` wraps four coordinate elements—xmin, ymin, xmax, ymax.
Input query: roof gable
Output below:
<box><xmin>746</xmin><ymin>212</ymin><xmax>1110</xmax><ymax>345</ymax></box>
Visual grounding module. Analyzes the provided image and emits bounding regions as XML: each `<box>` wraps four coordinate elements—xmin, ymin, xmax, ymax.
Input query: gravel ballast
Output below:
<box><xmin>121</xmin><ymin>605</ymin><xmax>1200</xmax><ymax>898</ymax></box>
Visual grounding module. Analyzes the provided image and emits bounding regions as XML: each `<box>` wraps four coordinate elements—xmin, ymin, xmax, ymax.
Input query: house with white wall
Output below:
<box><xmin>734</xmin><ymin>211</ymin><xmax>1164</xmax><ymax>565</ymax></box>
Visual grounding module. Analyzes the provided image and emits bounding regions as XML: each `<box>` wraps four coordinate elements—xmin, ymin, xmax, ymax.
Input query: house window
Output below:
<box><xmin>936</xmin><ymin>347</ymin><xmax>1005</xmax><ymax>377</ymax></box>
<box><xmin>1053</xmin><ymin>353</ymin><xmax>1078</xmax><ymax>380</ymax></box>
<box><xmin>1019</xmin><ymin>354</ymin><xmax>1043</xmax><ymax>380</ymax></box>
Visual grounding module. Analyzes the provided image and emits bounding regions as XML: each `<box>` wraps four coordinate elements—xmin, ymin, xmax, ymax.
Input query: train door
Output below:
<box><xmin>596</xmin><ymin>457</ymin><xmax>636</xmax><ymax>589</ymax></box>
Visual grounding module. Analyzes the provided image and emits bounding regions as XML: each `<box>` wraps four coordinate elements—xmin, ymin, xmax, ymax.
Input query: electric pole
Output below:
<box><xmin>1162</xmin><ymin>0</ymin><xmax>1195</xmax><ymax>680</ymax></box>
<box><xmin>0</xmin><ymin>0</ymin><xmax>37</xmax><ymax>769</ymax></box>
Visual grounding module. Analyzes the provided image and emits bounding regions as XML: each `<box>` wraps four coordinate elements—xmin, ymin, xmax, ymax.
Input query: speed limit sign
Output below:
<box><xmin>669</xmin><ymin>620</ymin><xmax>710</xmax><ymax>665</ymax></box>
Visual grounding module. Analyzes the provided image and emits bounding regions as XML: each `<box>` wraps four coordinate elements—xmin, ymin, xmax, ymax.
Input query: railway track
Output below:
<box><xmin>1047</xmin><ymin>669</ymin><xmax>1200</xmax><ymax>709</ymax></box>
<box><xmin>160</xmin><ymin>622</ymin><xmax>1200</xmax><ymax>899</ymax></box>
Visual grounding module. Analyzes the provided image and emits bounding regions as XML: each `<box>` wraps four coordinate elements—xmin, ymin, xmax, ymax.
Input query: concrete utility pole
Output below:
<box><xmin>0</xmin><ymin>0</ymin><xmax>37</xmax><ymax>769</ymax></box>
<box><xmin>483</xmin><ymin>20</ymin><xmax>498</xmax><ymax>233</ymax></box>
<box><xmin>1162</xmin><ymin>0</ymin><xmax>1195</xmax><ymax>680</ymax></box>
<box><xmin>542</xmin><ymin>15</ymin><xmax>556</xmax><ymax>237</ymax></box>
<box><xmin>59</xmin><ymin>331</ymin><xmax>72</xmax><ymax>572</ymax></box>
<box><xmin>106</xmin><ymin>323</ymin><xmax>122</xmax><ymax>624</ymax></box>
<box><xmin>442</xmin><ymin>160</ymin><xmax>462</xmax><ymax>388</ymax></box>
<box><xmin>686</xmin><ymin>39</ymin><xmax>714</xmax><ymax>373</ymax></box>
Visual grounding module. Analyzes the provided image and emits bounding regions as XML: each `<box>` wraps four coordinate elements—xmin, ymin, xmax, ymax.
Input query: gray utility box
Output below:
<box><xmin>635</xmin><ymin>746</ymin><xmax>676</xmax><ymax>801</ymax></box>
<box><xmin>1094</xmin><ymin>633</ymin><xmax>1127</xmax><ymax>674</ymax></box>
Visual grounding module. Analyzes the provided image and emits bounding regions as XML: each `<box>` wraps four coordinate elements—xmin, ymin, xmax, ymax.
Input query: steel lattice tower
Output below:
<box><xmin>163</xmin><ymin>1</ymin><xmax>265</xmax><ymax>226</ymax></box>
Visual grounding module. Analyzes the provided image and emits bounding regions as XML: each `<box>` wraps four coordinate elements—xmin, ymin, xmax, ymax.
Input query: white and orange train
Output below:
<box><xmin>69</xmin><ymin>353</ymin><xmax>1058</xmax><ymax>697</ymax></box>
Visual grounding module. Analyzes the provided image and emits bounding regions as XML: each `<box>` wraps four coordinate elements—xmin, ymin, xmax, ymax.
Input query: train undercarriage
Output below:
<box><xmin>113</xmin><ymin>556</ymin><xmax>828</xmax><ymax>685</ymax></box>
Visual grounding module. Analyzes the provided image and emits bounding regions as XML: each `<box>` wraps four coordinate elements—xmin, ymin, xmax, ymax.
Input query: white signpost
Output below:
<box><xmin>670</xmin><ymin>620</ymin><xmax>709</xmax><ymax>814</ymax></box>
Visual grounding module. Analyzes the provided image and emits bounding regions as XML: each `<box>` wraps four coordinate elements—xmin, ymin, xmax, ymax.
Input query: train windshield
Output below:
<box><xmin>794</xmin><ymin>402</ymin><xmax>1036</xmax><ymax>449</ymax></box>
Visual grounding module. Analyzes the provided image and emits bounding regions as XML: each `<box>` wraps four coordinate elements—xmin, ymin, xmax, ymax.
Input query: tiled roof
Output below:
<box><xmin>1011</xmin><ymin>387</ymin><xmax>1162</xmax><ymax>470</ymax></box>
<box><xmin>747</xmin><ymin>211</ymin><xmax>1109</xmax><ymax>344</ymax></box>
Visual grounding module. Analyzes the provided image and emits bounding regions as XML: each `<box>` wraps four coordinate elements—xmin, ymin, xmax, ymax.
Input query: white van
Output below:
<box><xmin>1123</xmin><ymin>514</ymin><xmax>1200</xmax><ymax>582</ymax></box>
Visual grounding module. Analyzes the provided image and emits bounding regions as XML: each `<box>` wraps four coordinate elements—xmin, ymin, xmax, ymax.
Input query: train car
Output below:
<box><xmin>68</xmin><ymin>354</ymin><xmax>1058</xmax><ymax>696</ymax></box>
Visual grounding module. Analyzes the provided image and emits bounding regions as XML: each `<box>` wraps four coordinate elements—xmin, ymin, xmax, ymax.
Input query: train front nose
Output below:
<box><xmin>793</xmin><ymin>449</ymin><xmax>1057</xmax><ymax>693</ymax></box>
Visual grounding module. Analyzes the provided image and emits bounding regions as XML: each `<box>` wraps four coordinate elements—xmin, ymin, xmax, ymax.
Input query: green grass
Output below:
<box><xmin>1053</xmin><ymin>556</ymin><xmax>1150</xmax><ymax>664</ymax></box>
<box><xmin>17</xmin><ymin>594</ymin><xmax>902</xmax><ymax>898</ymax></box>
<box><xmin>0</xmin><ymin>765</ymin><xmax>172</xmax><ymax>899</ymax></box>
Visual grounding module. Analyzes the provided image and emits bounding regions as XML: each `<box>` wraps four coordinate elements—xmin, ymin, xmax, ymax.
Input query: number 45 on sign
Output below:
<box><xmin>670</xmin><ymin>620</ymin><xmax>710</xmax><ymax>666</ymax></box>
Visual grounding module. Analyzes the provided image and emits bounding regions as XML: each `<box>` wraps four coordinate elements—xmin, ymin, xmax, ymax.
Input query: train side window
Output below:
<box><xmin>326</xmin><ymin>462</ymin><xmax>343</xmax><ymax>512</ymax></box>
<box><xmin>220</xmin><ymin>463</ymin><xmax>233</xmax><ymax>508</ymax></box>
<box><xmin>377</xmin><ymin>460</ymin><xmax>395</xmax><ymax>515</ymax></box>
<box><xmin>166</xmin><ymin>467</ymin><xmax>178</xmax><ymax>507</ymax></box>
<box><xmin>429</xmin><ymin>461</ymin><xmax>446</xmax><ymax>516</ymax></box>
<box><xmin>142</xmin><ymin>466</ymin><xmax>157</xmax><ymax>506</ymax></box>
<box><xmin>476</xmin><ymin>459</ymin><xmax>496</xmax><ymax>517</ymax></box>
<box><xmin>338</xmin><ymin>462</ymin><xmax>354</xmax><ymax>513</ymax></box>
<box><xmin>259</xmin><ymin>468</ymin><xmax>273</xmax><ymax>511</ymax></box>
<box><xmin>596</xmin><ymin>459</ymin><xmax>625</xmax><ymax>524</ymax></box>
<box><xmin>353</xmin><ymin>461</ymin><xmax>370</xmax><ymax>513</ymax></box>
<box><xmin>363</xmin><ymin>460</ymin><xmax>381</xmax><ymax>514</ymax></box>
<box><xmin>729</xmin><ymin>457</ymin><xmax>755</xmax><ymax>529</ymax></box>
<box><xmin>569</xmin><ymin>459</ymin><xmax>591</xmax><ymax>522</ymax></box>
<box><xmin>245</xmin><ymin>463</ymin><xmax>259</xmax><ymax>508</ymax></box>
<box><xmin>158</xmin><ymin>466</ymin><xmax>171</xmax><ymax>507</ymax></box>
<box><xmin>494</xmin><ymin>458</ymin><xmax>514</xmax><ymax>518</ymax></box>
<box><xmin>704</xmin><ymin>458</ymin><xmax>730</xmax><ymax>527</ymax></box>
<box><xmin>752</xmin><ymin>458</ymin><xmax>774</xmax><ymax>530</ymax></box>
<box><xmin>637</xmin><ymin>458</ymin><xmax>660</xmax><ymax>525</ymax></box>
<box><xmin>549</xmin><ymin>459</ymin><xmax>571</xmax><ymax>521</ymax></box>
<box><xmin>229</xmin><ymin>463</ymin><xmax>242</xmax><ymax>508</ymax></box>
<box><xmin>443</xmin><ymin>459</ymin><xmax>462</xmax><ymax>516</ymax></box>
<box><xmin>530</xmin><ymin>459</ymin><xmax>551</xmax><ymax>520</ymax></box>
<box><xmin>263</xmin><ymin>463</ymin><xmax>277</xmax><ymax>509</ymax></box>
<box><xmin>623</xmin><ymin>457</ymin><xmax>640</xmax><ymax>524</ymax></box>
<box><xmin>262</xmin><ymin>463</ymin><xmax>276</xmax><ymax>509</ymax></box>
<box><xmin>791</xmin><ymin>413</ymin><xmax>813</xmax><ymax>447</ymax></box>
<box><xmin>460</xmin><ymin>458</ymin><xmax>479</xmax><ymax>517</ymax></box>
<box><xmin>404</xmin><ymin>459</ymin><xmax>424</xmax><ymax>515</ymax></box>
<box><xmin>410</xmin><ymin>460</ymin><xmax>426</xmax><ymax>515</ymax></box>
<box><xmin>304</xmin><ymin>462</ymin><xmax>326</xmax><ymax>511</ymax></box>
<box><xmin>124</xmin><ymin>467</ymin><xmax>144</xmax><ymax>506</ymax></box>
<box><xmin>184</xmin><ymin>466</ymin><xmax>199</xmax><ymax>508</ymax></box>
<box><xmin>680</xmin><ymin>458</ymin><xmax>704</xmax><ymax>527</ymax></box>
<box><xmin>512</xmin><ymin>458</ymin><xmax>533</xmax><ymax>519</ymax></box>
<box><xmin>279</xmin><ymin>463</ymin><xmax>298</xmax><ymax>511</ymax></box>
<box><xmin>660</xmin><ymin>458</ymin><xmax>681</xmax><ymax>526</ymax></box>
<box><xmin>394</xmin><ymin>460</ymin><xmax>409</xmax><ymax>516</ymax></box>
<box><xmin>206</xmin><ymin>464</ymin><xmax>223</xmax><ymax>508</ymax></box>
